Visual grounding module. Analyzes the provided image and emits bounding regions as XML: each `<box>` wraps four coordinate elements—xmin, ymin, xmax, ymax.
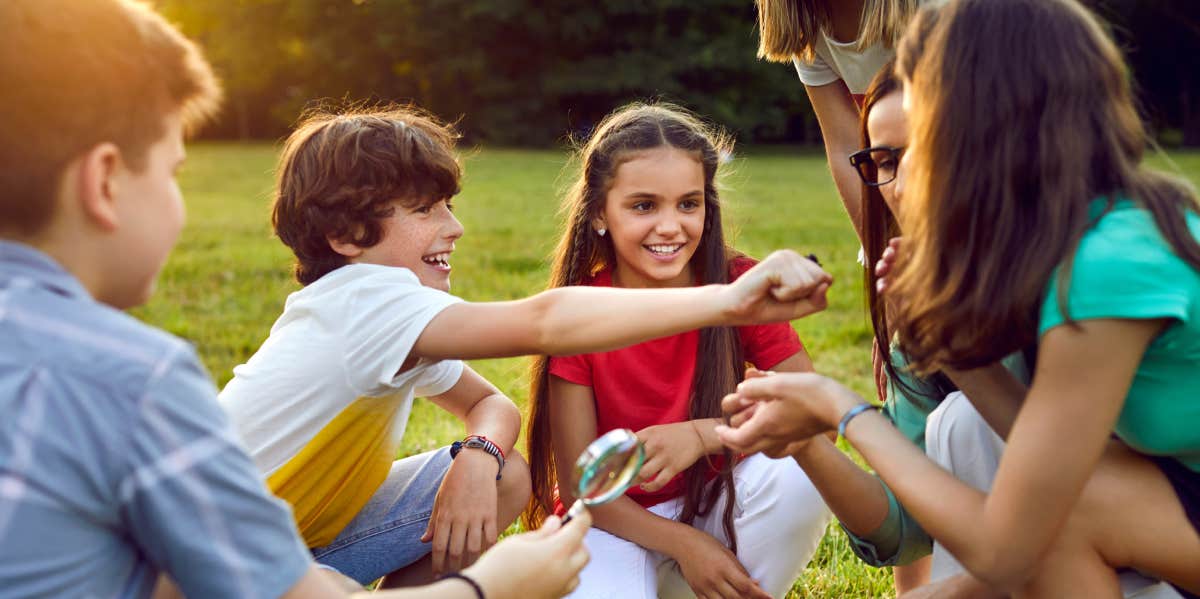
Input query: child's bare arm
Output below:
<box><xmin>551</xmin><ymin>377</ymin><xmax>770</xmax><ymax>599</ymax></box>
<box><xmin>411</xmin><ymin>250</ymin><xmax>831</xmax><ymax>361</ymax></box>
<box><xmin>427</xmin><ymin>367</ymin><xmax>519</xmax><ymax>456</ymax></box>
<box><xmin>421</xmin><ymin>367</ymin><xmax>521</xmax><ymax>574</ymax></box>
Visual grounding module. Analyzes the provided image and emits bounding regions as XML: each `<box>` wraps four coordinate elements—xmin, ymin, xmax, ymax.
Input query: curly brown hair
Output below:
<box><xmin>271</xmin><ymin>104</ymin><xmax>462</xmax><ymax>285</ymax></box>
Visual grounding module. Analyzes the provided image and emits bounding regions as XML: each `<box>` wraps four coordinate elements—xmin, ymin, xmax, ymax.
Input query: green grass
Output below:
<box><xmin>137</xmin><ymin>143</ymin><xmax>1200</xmax><ymax>598</ymax></box>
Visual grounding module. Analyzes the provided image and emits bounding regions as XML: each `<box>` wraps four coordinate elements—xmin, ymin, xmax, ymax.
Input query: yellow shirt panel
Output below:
<box><xmin>267</xmin><ymin>396</ymin><xmax>405</xmax><ymax>547</ymax></box>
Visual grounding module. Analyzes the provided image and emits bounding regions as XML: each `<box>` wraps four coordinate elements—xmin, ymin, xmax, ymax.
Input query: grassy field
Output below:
<box><xmin>138</xmin><ymin>143</ymin><xmax>1200</xmax><ymax>598</ymax></box>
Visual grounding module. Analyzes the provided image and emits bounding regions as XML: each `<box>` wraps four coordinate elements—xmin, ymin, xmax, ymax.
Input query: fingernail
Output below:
<box><xmin>876</xmin><ymin>279</ymin><xmax>885</xmax><ymax>293</ymax></box>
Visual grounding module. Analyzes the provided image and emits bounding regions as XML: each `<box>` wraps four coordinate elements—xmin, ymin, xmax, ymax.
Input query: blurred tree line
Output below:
<box><xmin>158</xmin><ymin>0</ymin><xmax>1198</xmax><ymax>146</ymax></box>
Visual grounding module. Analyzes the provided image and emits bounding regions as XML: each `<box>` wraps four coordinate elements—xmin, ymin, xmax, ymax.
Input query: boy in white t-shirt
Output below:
<box><xmin>219</xmin><ymin>105</ymin><xmax>835</xmax><ymax>589</ymax></box>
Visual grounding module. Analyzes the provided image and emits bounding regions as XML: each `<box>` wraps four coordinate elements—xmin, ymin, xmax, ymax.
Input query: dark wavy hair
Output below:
<box><xmin>522</xmin><ymin>103</ymin><xmax>744</xmax><ymax>553</ymax></box>
<box><xmin>271</xmin><ymin>104</ymin><xmax>462</xmax><ymax>285</ymax></box>
<box><xmin>857</xmin><ymin>58</ymin><xmax>958</xmax><ymax>404</ymax></box>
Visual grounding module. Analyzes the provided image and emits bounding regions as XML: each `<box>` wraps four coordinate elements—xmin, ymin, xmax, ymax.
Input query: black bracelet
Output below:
<box><xmin>439</xmin><ymin>572</ymin><xmax>485</xmax><ymax>599</ymax></box>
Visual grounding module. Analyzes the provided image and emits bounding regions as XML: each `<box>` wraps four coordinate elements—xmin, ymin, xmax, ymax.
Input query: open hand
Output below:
<box><xmin>422</xmin><ymin>450</ymin><xmax>500</xmax><ymax>575</ymax></box>
<box><xmin>722</xmin><ymin>250</ymin><xmax>832</xmax><ymax>324</ymax></box>
<box><xmin>635</xmin><ymin>421</ymin><xmax>707</xmax><ymax>493</ymax></box>
<box><xmin>465</xmin><ymin>513</ymin><xmax>591</xmax><ymax>599</ymax></box>
<box><xmin>672</xmin><ymin>527</ymin><xmax>772</xmax><ymax>599</ymax></box>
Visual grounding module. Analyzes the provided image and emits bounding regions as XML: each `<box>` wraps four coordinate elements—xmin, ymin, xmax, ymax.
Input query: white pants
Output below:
<box><xmin>925</xmin><ymin>392</ymin><xmax>1181</xmax><ymax>599</ymax></box>
<box><xmin>567</xmin><ymin>453</ymin><xmax>831</xmax><ymax>599</ymax></box>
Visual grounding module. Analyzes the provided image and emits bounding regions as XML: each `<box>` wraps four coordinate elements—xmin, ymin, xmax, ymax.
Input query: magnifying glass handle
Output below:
<box><xmin>561</xmin><ymin>499</ymin><xmax>587</xmax><ymax>525</ymax></box>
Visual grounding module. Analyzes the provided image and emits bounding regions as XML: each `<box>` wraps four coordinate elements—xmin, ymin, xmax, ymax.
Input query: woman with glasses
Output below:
<box><xmin>753</xmin><ymin>58</ymin><xmax>1015</xmax><ymax>598</ymax></box>
<box><xmin>832</xmin><ymin>58</ymin><xmax>1176</xmax><ymax>598</ymax></box>
<box><xmin>723</xmin><ymin>0</ymin><xmax>1200</xmax><ymax>595</ymax></box>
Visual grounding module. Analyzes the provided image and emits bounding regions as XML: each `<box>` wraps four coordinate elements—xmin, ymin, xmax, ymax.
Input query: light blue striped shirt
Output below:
<box><xmin>0</xmin><ymin>241</ymin><xmax>311</xmax><ymax>599</ymax></box>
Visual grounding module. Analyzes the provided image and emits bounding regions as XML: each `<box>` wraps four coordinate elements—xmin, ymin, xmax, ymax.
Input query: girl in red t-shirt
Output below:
<box><xmin>523</xmin><ymin>103</ymin><xmax>831</xmax><ymax>599</ymax></box>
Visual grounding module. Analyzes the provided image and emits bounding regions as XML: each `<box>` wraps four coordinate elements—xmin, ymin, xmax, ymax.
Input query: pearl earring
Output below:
<box><xmin>597</xmin><ymin>228</ymin><xmax>607</xmax><ymax>237</ymax></box>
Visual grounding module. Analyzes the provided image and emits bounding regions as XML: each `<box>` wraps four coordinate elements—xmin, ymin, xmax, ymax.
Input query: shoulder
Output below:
<box><xmin>1071</xmin><ymin>199</ymin><xmax>1195</xmax><ymax>279</ymax></box>
<box><xmin>304</xmin><ymin>263</ymin><xmax>425</xmax><ymax>295</ymax></box>
<box><xmin>19</xmin><ymin>291</ymin><xmax>199</xmax><ymax>390</ymax></box>
<box><xmin>1040</xmin><ymin>199</ymin><xmax>1200</xmax><ymax>334</ymax></box>
<box><xmin>290</xmin><ymin>263</ymin><xmax>462</xmax><ymax>318</ymax></box>
<box><xmin>727</xmin><ymin>254</ymin><xmax>758</xmax><ymax>281</ymax></box>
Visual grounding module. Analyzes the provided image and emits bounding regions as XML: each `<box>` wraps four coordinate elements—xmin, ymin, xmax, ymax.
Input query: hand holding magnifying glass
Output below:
<box><xmin>562</xmin><ymin>428</ymin><xmax>645</xmax><ymax>524</ymax></box>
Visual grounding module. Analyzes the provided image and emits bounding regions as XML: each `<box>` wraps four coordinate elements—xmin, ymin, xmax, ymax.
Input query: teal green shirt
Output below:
<box><xmin>1040</xmin><ymin>198</ymin><xmax>1200</xmax><ymax>472</ymax></box>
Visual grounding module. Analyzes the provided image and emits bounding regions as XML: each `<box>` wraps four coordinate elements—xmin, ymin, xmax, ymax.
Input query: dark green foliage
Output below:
<box><xmin>157</xmin><ymin>0</ymin><xmax>1195</xmax><ymax>145</ymax></box>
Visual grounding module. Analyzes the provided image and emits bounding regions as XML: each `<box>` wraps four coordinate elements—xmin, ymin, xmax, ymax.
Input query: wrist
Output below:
<box><xmin>705</xmin><ymin>284</ymin><xmax>737</xmax><ymax>324</ymax></box>
<box><xmin>686</xmin><ymin>418</ymin><xmax>717</xmax><ymax>456</ymax></box>
<box><xmin>438</xmin><ymin>572</ymin><xmax>486</xmax><ymax>599</ymax></box>
<box><xmin>451</xmin><ymin>435</ymin><xmax>505</xmax><ymax>480</ymax></box>
<box><xmin>825</xmin><ymin>386</ymin><xmax>865</xmax><ymax>431</ymax></box>
<box><xmin>659</xmin><ymin>521</ymin><xmax>704</xmax><ymax>560</ymax></box>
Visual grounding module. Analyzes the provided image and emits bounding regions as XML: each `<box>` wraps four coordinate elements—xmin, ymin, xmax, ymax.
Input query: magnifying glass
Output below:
<box><xmin>562</xmin><ymin>428</ymin><xmax>645</xmax><ymax>524</ymax></box>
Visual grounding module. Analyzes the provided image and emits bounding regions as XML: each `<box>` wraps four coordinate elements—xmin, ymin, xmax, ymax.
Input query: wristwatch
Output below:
<box><xmin>450</xmin><ymin>435</ymin><xmax>505</xmax><ymax>480</ymax></box>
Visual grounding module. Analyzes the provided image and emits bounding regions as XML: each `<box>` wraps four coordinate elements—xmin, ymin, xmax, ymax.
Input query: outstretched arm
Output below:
<box><xmin>719</xmin><ymin>318</ymin><xmax>1164</xmax><ymax>592</ymax></box>
<box><xmin>412</xmin><ymin>250</ymin><xmax>831</xmax><ymax>361</ymax></box>
<box><xmin>273</xmin><ymin>512</ymin><xmax>592</xmax><ymax>599</ymax></box>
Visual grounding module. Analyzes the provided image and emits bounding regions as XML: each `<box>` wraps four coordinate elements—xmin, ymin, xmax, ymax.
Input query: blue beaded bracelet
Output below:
<box><xmin>837</xmin><ymin>403</ymin><xmax>879</xmax><ymax>438</ymax></box>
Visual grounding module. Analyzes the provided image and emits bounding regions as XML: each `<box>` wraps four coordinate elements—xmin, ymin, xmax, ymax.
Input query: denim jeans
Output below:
<box><xmin>311</xmin><ymin>447</ymin><xmax>451</xmax><ymax>584</ymax></box>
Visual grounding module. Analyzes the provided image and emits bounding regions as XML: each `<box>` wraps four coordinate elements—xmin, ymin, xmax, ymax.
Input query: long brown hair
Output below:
<box><xmin>859</xmin><ymin>59</ymin><xmax>958</xmax><ymax>403</ymax></box>
<box><xmin>523</xmin><ymin>103</ymin><xmax>743</xmax><ymax>552</ymax></box>
<box><xmin>755</xmin><ymin>0</ymin><xmax>918</xmax><ymax>63</ymax></box>
<box><xmin>890</xmin><ymin>0</ymin><xmax>1200</xmax><ymax>374</ymax></box>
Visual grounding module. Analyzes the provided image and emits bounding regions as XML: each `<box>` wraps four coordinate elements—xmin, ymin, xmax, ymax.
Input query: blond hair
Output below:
<box><xmin>756</xmin><ymin>0</ymin><xmax>918</xmax><ymax>62</ymax></box>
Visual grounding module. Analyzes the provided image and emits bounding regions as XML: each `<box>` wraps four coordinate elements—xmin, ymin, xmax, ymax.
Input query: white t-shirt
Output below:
<box><xmin>218</xmin><ymin>263</ymin><xmax>464</xmax><ymax>545</ymax></box>
<box><xmin>792</xmin><ymin>31</ymin><xmax>894</xmax><ymax>96</ymax></box>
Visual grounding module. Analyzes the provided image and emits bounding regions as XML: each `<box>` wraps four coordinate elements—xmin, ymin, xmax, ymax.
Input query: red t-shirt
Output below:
<box><xmin>548</xmin><ymin>256</ymin><xmax>804</xmax><ymax>508</ymax></box>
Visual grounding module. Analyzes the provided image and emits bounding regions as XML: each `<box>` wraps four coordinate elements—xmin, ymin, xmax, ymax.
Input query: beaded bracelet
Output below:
<box><xmin>450</xmin><ymin>435</ymin><xmax>505</xmax><ymax>480</ymax></box>
<box><xmin>837</xmin><ymin>403</ymin><xmax>880</xmax><ymax>438</ymax></box>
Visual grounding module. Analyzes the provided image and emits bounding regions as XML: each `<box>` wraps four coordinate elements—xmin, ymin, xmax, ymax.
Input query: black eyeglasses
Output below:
<box><xmin>848</xmin><ymin>146</ymin><xmax>906</xmax><ymax>187</ymax></box>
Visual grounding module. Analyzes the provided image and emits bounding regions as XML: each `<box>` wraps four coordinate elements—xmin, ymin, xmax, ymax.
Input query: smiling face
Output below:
<box><xmin>348</xmin><ymin>197</ymin><xmax>464</xmax><ymax>291</ymax></box>
<box><xmin>596</xmin><ymin>147</ymin><xmax>706</xmax><ymax>289</ymax></box>
<box><xmin>866</xmin><ymin>89</ymin><xmax>909</xmax><ymax>220</ymax></box>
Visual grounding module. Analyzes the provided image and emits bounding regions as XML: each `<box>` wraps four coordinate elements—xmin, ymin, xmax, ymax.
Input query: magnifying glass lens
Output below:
<box><xmin>563</xmin><ymin>429</ymin><xmax>645</xmax><ymax>524</ymax></box>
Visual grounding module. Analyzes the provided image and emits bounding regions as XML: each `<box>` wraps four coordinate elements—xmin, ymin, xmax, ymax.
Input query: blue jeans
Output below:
<box><xmin>311</xmin><ymin>447</ymin><xmax>451</xmax><ymax>584</ymax></box>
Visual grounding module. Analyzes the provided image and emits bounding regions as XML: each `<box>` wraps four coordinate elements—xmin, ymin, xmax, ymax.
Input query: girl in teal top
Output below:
<box><xmin>718</xmin><ymin>0</ymin><xmax>1200</xmax><ymax>597</ymax></box>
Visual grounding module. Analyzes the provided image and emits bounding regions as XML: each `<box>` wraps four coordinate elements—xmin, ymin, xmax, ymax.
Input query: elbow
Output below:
<box><xmin>528</xmin><ymin>289</ymin><xmax>564</xmax><ymax>355</ymax></box>
<box><xmin>964</xmin><ymin>547</ymin><xmax>1038</xmax><ymax>593</ymax></box>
